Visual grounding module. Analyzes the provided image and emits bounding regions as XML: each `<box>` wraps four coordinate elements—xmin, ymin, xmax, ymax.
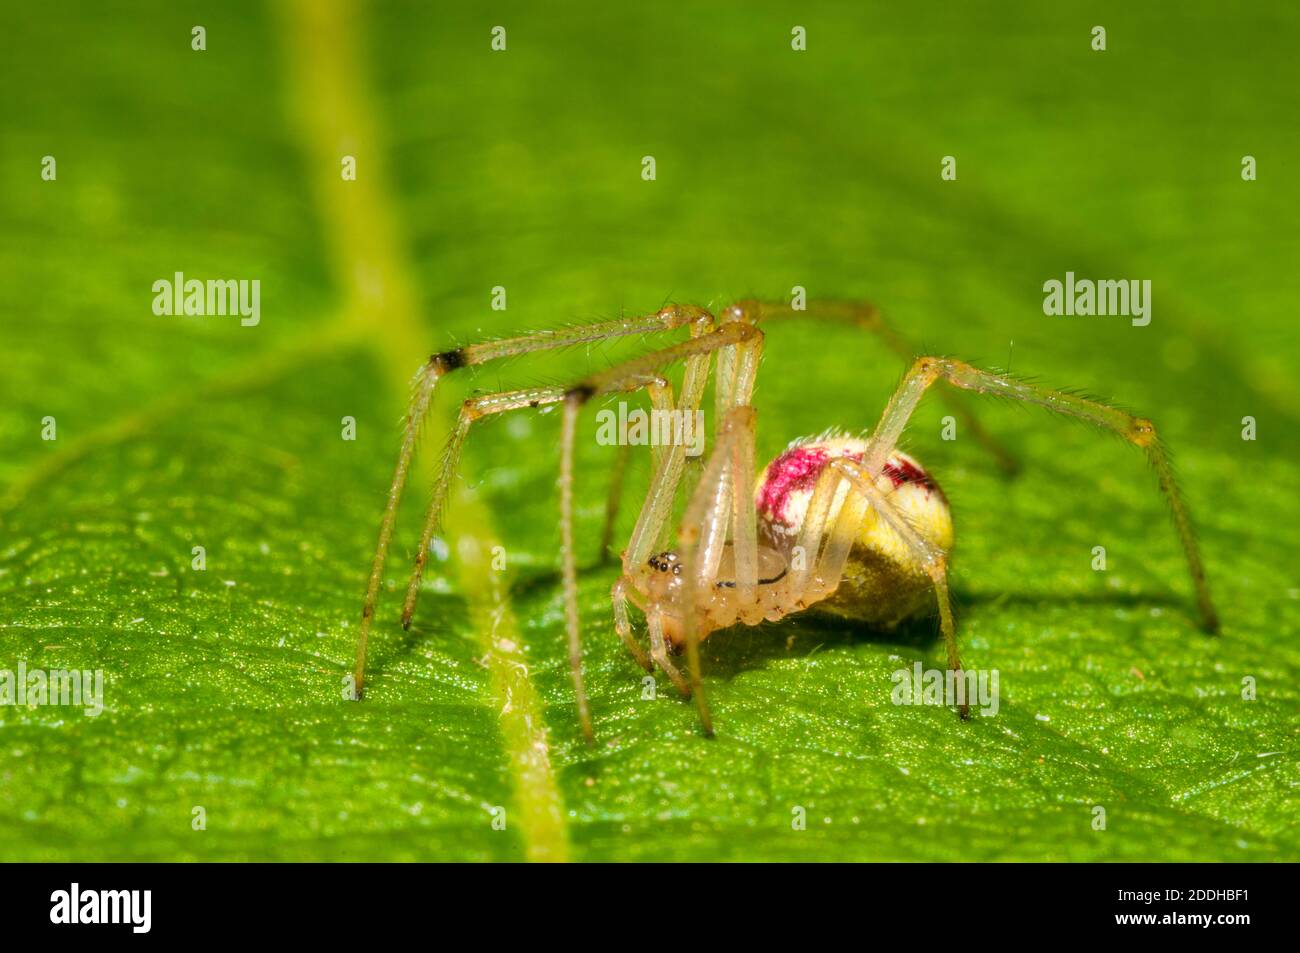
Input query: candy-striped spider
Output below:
<box><xmin>352</xmin><ymin>300</ymin><xmax>1218</xmax><ymax>739</ymax></box>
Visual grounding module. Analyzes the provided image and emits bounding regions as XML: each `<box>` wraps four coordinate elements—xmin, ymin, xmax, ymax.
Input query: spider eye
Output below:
<box><xmin>647</xmin><ymin>551</ymin><xmax>680</xmax><ymax>574</ymax></box>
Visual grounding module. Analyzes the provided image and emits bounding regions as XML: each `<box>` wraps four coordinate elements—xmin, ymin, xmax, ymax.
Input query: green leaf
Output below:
<box><xmin>1</xmin><ymin>1</ymin><xmax>1296</xmax><ymax>861</ymax></box>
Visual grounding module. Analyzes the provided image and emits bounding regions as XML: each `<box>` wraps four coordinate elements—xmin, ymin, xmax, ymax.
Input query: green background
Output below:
<box><xmin>0</xmin><ymin>1</ymin><xmax>1296</xmax><ymax>861</ymax></box>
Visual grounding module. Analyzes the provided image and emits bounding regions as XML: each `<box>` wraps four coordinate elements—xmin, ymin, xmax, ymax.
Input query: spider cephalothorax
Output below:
<box><xmin>353</xmin><ymin>299</ymin><xmax>1219</xmax><ymax>740</ymax></box>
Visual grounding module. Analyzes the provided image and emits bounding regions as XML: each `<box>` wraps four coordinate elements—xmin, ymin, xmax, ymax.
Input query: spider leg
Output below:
<box><xmin>672</xmin><ymin>332</ymin><xmax>766</xmax><ymax>736</ymax></box>
<box><xmin>381</xmin><ymin>374</ymin><xmax>662</xmax><ymax>741</ymax></box>
<box><xmin>401</xmin><ymin>311</ymin><xmax>718</xmax><ymax>629</ymax></box>
<box><xmin>730</xmin><ymin>299</ymin><xmax>1020</xmax><ymax>475</ymax></box>
<box><xmin>397</xmin><ymin>322</ymin><xmax>760</xmax><ymax>740</ymax></box>
<box><xmin>355</xmin><ymin>360</ymin><xmax>440</xmax><ymax>698</ymax></box>
<box><xmin>579</xmin><ymin>321</ymin><xmax>761</xmax><ymax>736</ymax></box>
<box><xmin>557</xmin><ymin>393</ymin><xmax>591</xmax><ymax>734</ymax></box>
<box><xmin>726</xmin><ymin>402</ymin><xmax>762</xmax><ymax>619</ymax></box>
<box><xmin>609</xmin><ymin>301</ymin><xmax>765</xmax><ymax>571</ymax></box>
<box><xmin>598</xmin><ymin>378</ymin><xmax>676</xmax><ymax>563</ymax></box>
<box><xmin>559</xmin><ymin>370</ymin><xmax>691</xmax><ymax>738</ymax></box>
<box><xmin>777</xmin><ymin>456</ymin><xmax>965</xmax><ymax>714</ymax></box>
<box><xmin>354</xmin><ymin>304</ymin><xmax>713</xmax><ymax>698</ymax></box>
<box><xmin>827</xmin><ymin>459</ymin><xmax>968</xmax><ymax>719</ymax></box>
<box><xmin>598</xmin><ymin>442</ymin><xmax>632</xmax><ymax>564</ymax></box>
<box><xmin>619</xmin><ymin>319</ymin><xmax>737</xmax><ymax>571</ymax></box>
<box><xmin>611</xmin><ymin>577</ymin><xmax>652</xmax><ymax>671</ymax></box>
<box><xmin>647</xmin><ymin>611</ymin><xmax>691</xmax><ymax>697</ymax></box>
<box><xmin>795</xmin><ymin>464</ymin><xmax>872</xmax><ymax>604</ymax></box>
<box><xmin>673</xmin><ymin>406</ymin><xmax>760</xmax><ymax>736</ymax></box>
<box><xmin>864</xmin><ymin>356</ymin><xmax>1219</xmax><ymax>633</ymax></box>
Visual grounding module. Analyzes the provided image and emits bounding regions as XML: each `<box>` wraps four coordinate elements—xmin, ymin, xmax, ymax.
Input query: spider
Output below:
<box><xmin>351</xmin><ymin>299</ymin><xmax>1218</xmax><ymax>739</ymax></box>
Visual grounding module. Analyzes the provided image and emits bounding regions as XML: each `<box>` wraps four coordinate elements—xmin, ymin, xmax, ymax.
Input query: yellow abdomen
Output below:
<box><xmin>754</xmin><ymin>435</ymin><xmax>952</xmax><ymax>629</ymax></box>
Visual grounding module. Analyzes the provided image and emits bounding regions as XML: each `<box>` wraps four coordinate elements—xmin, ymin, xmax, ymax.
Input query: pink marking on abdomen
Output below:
<box><xmin>757</xmin><ymin>446</ymin><xmax>863</xmax><ymax>524</ymax></box>
<box><xmin>758</xmin><ymin>445</ymin><xmax>941</xmax><ymax>528</ymax></box>
<box><xmin>757</xmin><ymin>447</ymin><xmax>829</xmax><ymax>524</ymax></box>
<box><xmin>881</xmin><ymin>457</ymin><xmax>938</xmax><ymax>493</ymax></box>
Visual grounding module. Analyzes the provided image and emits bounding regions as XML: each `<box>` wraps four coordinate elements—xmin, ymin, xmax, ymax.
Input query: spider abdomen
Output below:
<box><xmin>754</xmin><ymin>436</ymin><xmax>953</xmax><ymax>628</ymax></box>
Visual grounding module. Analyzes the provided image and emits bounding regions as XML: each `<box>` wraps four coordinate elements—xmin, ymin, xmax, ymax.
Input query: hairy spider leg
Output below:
<box><xmin>596</xmin><ymin>311</ymin><xmax>718</xmax><ymax>562</ymax></box>
<box><xmin>733</xmin><ymin>299</ymin><xmax>1020</xmax><ymax>475</ymax></box>
<box><xmin>595</xmin><ymin>298</ymin><xmax>1018</xmax><ymax>556</ymax></box>
<box><xmin>594</xmin><ymin>306</ymin><xmax>720</xmax><ymax>559</ymax></box>
<box><xmin>401</xmin><ymin>310</ymin><xmax>715</xmax><ymax>628</ymax></box>
<box><xmin>672</xmin><ymin>405</ymin><xmax>761</xmax><ymax>736</ymax></box>
<box><xmin>790</xmin><ymin>459</ymin><xmax>872</xmax><ymax>605</ymax></box>
<box><xmin>671</xmin><ymin>326</ymin><xmax>766</xmax><ymax>735</ymax></box>
<box><xmin>388</xmin><ymin>325</ymin><xmax>752</xmax><ymax>739</ymax></box>
<box><xmin>354</xmin><ymin>305</ymin><xmax>712</xmax><ymax>698</ymax></box>
<box><xmin>556</xmin><ymin>321</ymin><xmax>762</xmax><ymax>739</ymax></box>
<box><xmin>373</xmin><ymin>375</ymin><xmax>661</xmax><ymax>741</ymax></box>
<box><xmin>863</xmin><ymin>356</ymin><xmax>1219</xmax><ymax>633</ymax></box>
<box><xmin>611</xmin><ymin>575</ymin><xmax>652</xmax><ymax>672</ymax></box>
<box><xmin>828</xmin><ymin>458</ymin><xmax>966</xmax><ymax>718</ymax></box>
<box><xmin>597</xmin><ymin>373</ymin><xmax>678</xmax><ymax>562</ymax></box>
<box><xmin>598</xmin><ymin>443</ymin><xmax>633</xmax><ymax>564</ymax></box>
